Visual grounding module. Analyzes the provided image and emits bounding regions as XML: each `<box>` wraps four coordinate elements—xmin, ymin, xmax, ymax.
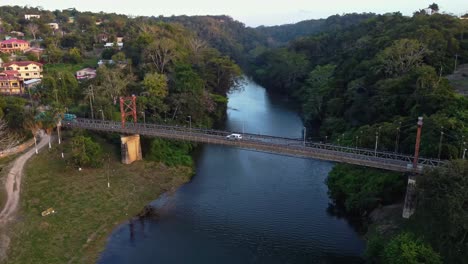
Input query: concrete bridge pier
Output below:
<box><xmin>402</xmin><ymin>175</ymin><xmax>417</xmax><ymax>218</ymax></box>
<box><xmin>121</xmin><ymin>134</ymin><xmax>142</xmax><ymax>164</ymax></box>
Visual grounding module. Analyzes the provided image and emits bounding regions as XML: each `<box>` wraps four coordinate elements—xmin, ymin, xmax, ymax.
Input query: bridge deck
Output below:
<box><xmin>63</xmin><ymin>119</ymin><xmax>445</xmax><ymax>173</ymax></box>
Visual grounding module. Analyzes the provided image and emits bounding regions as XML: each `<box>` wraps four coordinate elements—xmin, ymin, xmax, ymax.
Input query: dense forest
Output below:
<box><xmin>251</xmin><ymin>11</ymin><xmax>468</xmax><ymax>160</ymax></box>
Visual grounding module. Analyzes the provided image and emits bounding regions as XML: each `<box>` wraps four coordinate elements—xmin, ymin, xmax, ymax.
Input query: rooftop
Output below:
<box><xmin>4</xmin><ymin>61</ymin><xmax>43</xmax><ymax>67</ymax></box>
<box><xmin>1</xmin><ymin>38</ymin><xmax>29</xmax><ymax>44</ymax></box>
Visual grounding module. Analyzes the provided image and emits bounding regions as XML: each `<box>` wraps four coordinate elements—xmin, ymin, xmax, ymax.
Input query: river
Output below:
<box><xmin>98</xmin><ymin>79</ymin><xmax>365</xmax><ymax>263</ymax></box>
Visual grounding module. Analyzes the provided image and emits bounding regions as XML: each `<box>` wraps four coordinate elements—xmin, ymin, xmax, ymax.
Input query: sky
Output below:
<box><xmin>1</xmin><ymin>0</ymin><xmax>467</xmax><ymax>27</ymax></box>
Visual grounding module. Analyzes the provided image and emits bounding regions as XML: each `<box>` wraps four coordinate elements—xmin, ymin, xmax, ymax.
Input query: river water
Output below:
<box><xmin>98</xmin><ymin>79</ymin><xmax>365</xmax><ymax>263</ymax></box>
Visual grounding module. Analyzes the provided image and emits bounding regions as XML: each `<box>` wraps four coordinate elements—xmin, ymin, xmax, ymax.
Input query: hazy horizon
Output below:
<box><xmin>1</xmin><ymin>0</ymin><xmax>467</xmax><ymax>27</ymax></box>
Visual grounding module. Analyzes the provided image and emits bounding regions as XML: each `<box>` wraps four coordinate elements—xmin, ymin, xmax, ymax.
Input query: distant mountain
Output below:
<box><xmin>255</xmin><ymin>13</ymin><xmax>376</xmax><ymax>45</ymax></box>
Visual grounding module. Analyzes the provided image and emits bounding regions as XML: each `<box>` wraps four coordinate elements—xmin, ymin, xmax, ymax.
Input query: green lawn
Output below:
<box><xmin>6</xmin><ymin>134</ymin><xmax>193</xmax><ymax>263</ymax></box>
<box><xmin>43</xmin><ymin>58</ymin><xmax>98</xmax><ymax>75</ymax></box>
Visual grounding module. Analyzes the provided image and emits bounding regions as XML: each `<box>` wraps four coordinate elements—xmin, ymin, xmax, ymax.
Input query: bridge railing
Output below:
<box><xmin>66</xmin><ymin>118</ymin><xmax>445</xmax><ymax>169</ymax></box>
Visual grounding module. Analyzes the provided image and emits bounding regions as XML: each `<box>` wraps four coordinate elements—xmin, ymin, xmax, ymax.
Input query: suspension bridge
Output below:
<box><xmin>62</xmin><ymin>118</ymin><xmax>445</xmax><ymax>173</ymax></box>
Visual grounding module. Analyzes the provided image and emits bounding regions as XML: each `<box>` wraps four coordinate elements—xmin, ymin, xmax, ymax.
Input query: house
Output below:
<box><xmin>68</xmin><ymin>17</ymin><xmax>75</xmax><ymax>23</ymax></box>
<box><xmin>116</xmin><ymin>37</ymin><xmax>124</xmax><ymax>43</ymax></box>
<box><xmin>0</xmin><ymin>39</ymin><xmax>30</xmax><ymax>54</ymax></box>
<box><xmin>24</xmin><ymin>14</ymin><xmax>41</xmax><ymax>20</ymax></box>
<box><xmin>47</xmin><ymin>23</ymin><xmax>59</xmax><ymax>30</ymax></box>
<box><xmin>97</xmin><ymin>59</ymin><xmax>114</xmax><ymax>67</ymax></box>
<box><xmin>3</xmin><ymin>61</ymin><xmax>43</xmax><ymax>80</ymax></box>
<box><xmin>0</xmin><ymin>70</ymin><xmax>23</xmax><ymax>94</ymax></box>
<box><xmin>76</xmin><ymin>68</ymin><xmax>97</xmax><ymax>80</ymax></box>
<box><xmin>104</xmin><ymin>42</ymin><xmax>123</xmax><ymax>49</ymax></box>
<box><xmin>10</xmin><ymin>31</ymin><xmax>25</xmax><ymax>38</ymax></box>
<box><xmin>97</xmin><ymin>33</ymin><xmax>109</xmax><ymax>43</ymax></box>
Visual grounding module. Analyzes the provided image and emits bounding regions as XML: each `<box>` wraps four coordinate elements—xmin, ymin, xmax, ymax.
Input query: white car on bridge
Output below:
<box><xmin>226</xmin><ymin>133</ymin><xmax>242</xmax><ymax>140</ymax></box>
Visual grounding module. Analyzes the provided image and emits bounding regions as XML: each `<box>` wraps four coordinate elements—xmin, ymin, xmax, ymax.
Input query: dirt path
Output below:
<box><xmin>0</xmin><ymin>132</ymin><xmax>50</xmax><ymax>261</ymax></box>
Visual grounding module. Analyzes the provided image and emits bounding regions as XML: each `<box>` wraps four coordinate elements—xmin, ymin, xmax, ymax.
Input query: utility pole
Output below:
<box><xmin>463</xmin><ymin>148</ymin><xmax>467</xmax><ymax>159</ymax></box>
<box><xmin>395</xmin><ymin>122</ymin><xmax>401</xmax><ymax>153</ymax></box>
<box><xmin>374</xmin><ymin>127</ymin><xmax>381</xmax><ymax>156</ymax></box>
<box><xmin>438</xmin><ymin>126</ymin><xmax>444</xmax><ymax>160</ymax></box>
<box><xmin>88</xmin><ymin>85</ymin><xmax>95</xmax><ymax>119</ymax></box>
<box><xmin>454</xmin><ymin>54</ymin><xmax>459</xmax><ymax>72</ymax></box>
<box><xmin>140</xmin><ymin>111</ymin><xmax>146</xmax><ymax>125</ymax></box>
<box><xmin>303</xmin><ymin>127</ymin><xmax>306</xmax><ymax>146</ymax></box>
<box><xmin>355</xmin><ymin>136</ymin><xmax>359</xmax><ymax>149</ymax></box>
<box><xmin>188</xmin><ymin>116</ymin><xmax>191</xmax><ymax>131</ymax></box>
<box><xmin>413</xmin><ymin>117</ymin><xmax>423</xmax><ymax>170</ymax></box>
<box><xmin>460</xmin><ymin>136</ymin><xmax>465</xmax><ymax>159</ymax></box>
<box><xmin>99</xmin><ymin>109</ymin><xmax>104</xmax><ymax>121</ymax></box>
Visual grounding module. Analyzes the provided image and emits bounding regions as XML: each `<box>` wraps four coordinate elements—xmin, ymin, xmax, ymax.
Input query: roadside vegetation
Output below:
<box><xmin>6</xmin><ymin>131</ymin><xmax>193</xmax><ymax>264</ymax></box>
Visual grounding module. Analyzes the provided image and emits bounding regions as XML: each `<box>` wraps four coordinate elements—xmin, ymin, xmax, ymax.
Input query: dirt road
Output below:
<box><xmin>0</xmin><ymin>132</ymin><xmax>50</xmax><ymax>261</ymax></box>
<box><xmin>0</xmin><ymin>132</ymin><xmax>50</xmax><ymax>223</ymax></box>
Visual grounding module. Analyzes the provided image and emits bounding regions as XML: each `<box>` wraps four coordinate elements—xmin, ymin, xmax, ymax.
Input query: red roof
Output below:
<box><xmin>0</xmin><ymin>71</ymin><xmax>21</xmax><ymax>81</ymax></box>
<box><xmin>1</xmin><ymin>38</ymin><xmax>29</xmax><ymax>44</ymax></box>
<box><xmin>2</xmin><ymin>70</ymin><xmax>20</xmax><ymax>76</ymax></box>
<box><xmin>4</xmin><ymin>61</ymin><xmax>43</xmax><ymax>67</ymax></box>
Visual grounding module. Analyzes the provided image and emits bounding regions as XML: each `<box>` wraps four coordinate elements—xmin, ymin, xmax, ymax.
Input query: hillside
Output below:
<box><xmin>255</xmin><ymin>13</ymin><xmax>376</xmax><ymax>45</ymax></box>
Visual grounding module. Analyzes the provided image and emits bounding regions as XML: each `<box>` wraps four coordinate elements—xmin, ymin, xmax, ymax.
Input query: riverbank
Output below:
<box><xmin>4</xmin><ymin>135</ymin><xmax>193</xmax><ymax>264</ymax></box>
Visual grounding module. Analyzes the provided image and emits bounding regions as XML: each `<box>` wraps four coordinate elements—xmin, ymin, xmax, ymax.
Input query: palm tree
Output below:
<box><xmin>23</xmin><ymin>116</ymin><xmax>41</xmax><ymax>154</ymax></box>
<box><xmin>39</xmin><ymin>112</ymin><xmax>56</xmax><ymax>149</ymax></box>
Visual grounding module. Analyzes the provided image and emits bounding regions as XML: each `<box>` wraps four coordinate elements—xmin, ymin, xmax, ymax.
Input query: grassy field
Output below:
<box><xmin>43</xmin><ymin>58</ymin><xmax>98</xmax><ymax>75</ymax></box>
<box><xmin>5</xmin><ymin>134</ymin><xmax>193</xmax><ymax>264</ymax></box>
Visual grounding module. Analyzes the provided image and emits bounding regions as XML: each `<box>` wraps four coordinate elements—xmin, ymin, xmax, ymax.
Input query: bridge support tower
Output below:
<box><xmin>121</xmin><ymin>134</ymin><xmax>142</xmax><ymax>164</ymax></box>
<box><xmin>402</xmin><ymin>117</ymin><xmax>423</xmax><ymax>219</ymax></box>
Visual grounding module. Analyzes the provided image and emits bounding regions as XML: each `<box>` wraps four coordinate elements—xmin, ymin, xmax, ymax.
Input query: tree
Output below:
<box><xmin>23</xmin><ymin>115</ymin><xmax>41</xmax><ymax>154</ymax></box>
<box><xmin>142</xmin><ymin>72</ymin><xmax>168</xmax><ymax>98</ymax></box>
<box><xmin>205</xmin><ymin>54</ymin><xmax>242</xmax><ymax>94</ymax></box>
<box><xmin>65</xmin><ymin>47</ymin><xmax>82</xmax><ymax>64</ymax></box>
<box><xmin>383</xmin><ymin>233</ymin><xmax>442</xmax><ymax>264</ymax></box>
<box><xmin>378</xmin><ymin>39</ymin><xmax>428</xmax><ymax>77</ymax></box>
<box><xmin>26</xmin><ymin>23</ymin><xmax>39</xmax><ymax>40</ymax></box>
<box><xmin>95</xmin><ymin>66</ymin><xmax>132</xmax><ymax>104</ymax></box>
<box><xmin>301</xmin><ymin>64</ymin><xmax>336</xmax><ymax>123</ymax></box>
<box><xmin>0</xmin><ymin>118</ymin><xmax>20</xmax><ymax>151</ymax></box>
<box><xmin>37</xmin><ymin>112</ymin><xmax>56</xmax><ymax>149</ymax></box>
<box><xmin>71</xmin><ymin>135</ymin><xmax>102</xmax><ymax>168</ymax></box>
<box><xmin>143</xmin><ymin>38</ymin><xmax>177</xmax><ymax>73</ymax></box>
<box><xmin>428</xmin><ymin>3</ymin><xmax>439</xmax><ymax>13</ymax></box>
<box><xmin>413</xmin><ymin>160</ymin><xmax>468</xmax><ymax>262</ymax></box>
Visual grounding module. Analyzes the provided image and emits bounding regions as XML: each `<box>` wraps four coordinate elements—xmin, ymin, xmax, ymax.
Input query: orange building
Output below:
<box><xmin>0</xmin><ymin>71</ymin><xmax>23</xmax><ymax>95</ymax></box>
<box><xmin>3</xmin><ymin>61</ymin><xmax>43</xmax><ymax>80</ymax></box>
<box><xmin>0</xmin><ymin>39</ymin><xmax>30</xmax><ymax>54</ymax></box>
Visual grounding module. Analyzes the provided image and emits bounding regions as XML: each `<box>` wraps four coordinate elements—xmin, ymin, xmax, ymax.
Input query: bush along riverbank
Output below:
<box><xmin>5</xmin><ymin>130</ymin><xmax>194</xmax><ymax>264</ymax></box>
<box><xmin>327</xmin><ymin>161</ymin><xmax>468</xmax><ymax>263</ymax></box>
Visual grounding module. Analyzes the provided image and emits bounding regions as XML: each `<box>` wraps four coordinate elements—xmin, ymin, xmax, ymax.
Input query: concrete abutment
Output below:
<box><xmin>121</xmin><ymin>134</ymin><xmax>142</xmax><ymax>164</ymax></box>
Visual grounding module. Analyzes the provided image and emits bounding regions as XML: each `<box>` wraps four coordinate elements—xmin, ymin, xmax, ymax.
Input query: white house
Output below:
<box><xmin>25</xmin><ymin>14</ymin><xmax>41</xmax><ymax>20</ymax></box>
<box><xmin>47</xmin><ymin>23</ymin><xmax>59</xmax><ymax>30</ymax></box>
<box><xmin>104</xmin><ymin>42</ymin><xmax>123</xmax><ymax>49</ymax></box>
<box><xmin>75</xmin><ymin>68</ymin><xmax>97</xmax><ymax>80</ymax></box>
